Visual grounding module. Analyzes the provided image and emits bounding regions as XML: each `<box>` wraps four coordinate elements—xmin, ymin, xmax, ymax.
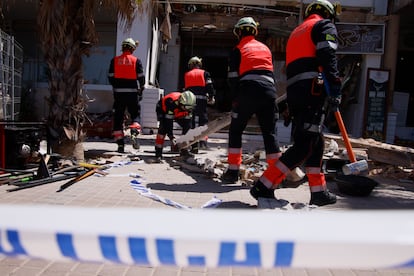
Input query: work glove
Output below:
<box><xmin>327</xmin><ymin>77</ymin><xmax>342</xmax><ymax>109</ymax></box>
<box><xmin>138</xmin><ymin>87</ymin><xmax>145</xmax><ymax>98</ymax></box>
<box><xmin>137</xmin><ymin>88</ymin><xmax>144</xmax><ymax>102</ymax></box>
<box><xmin>170</xmin><ymin>137</ymin><xmax>179</xmax><ymax>153</ymax></box>
<box><xmin>281</xmin><ymin>105</ymin><xmax>291</xmax><ymax>127</ymax></box>
<box><xmin>330</xmin><ymin>78</ymin><xmax>342</xmax><ymax>95</ymax></box>
<box><xmin>207</xmin><ymin>96</ymin><xmax>215</xmax><ymax>106</ymax></box>
<box><xmin>328</xmin><ymin>95</ymin><xmax>342</xmax><ymax>109</ymax></box>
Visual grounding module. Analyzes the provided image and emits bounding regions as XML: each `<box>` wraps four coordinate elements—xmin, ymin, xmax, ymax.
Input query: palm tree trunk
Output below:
<box><xmin>37</xmin><ymin>0</ymin><xmax>98</xmax><ymax>160</ymax></box>
<box><xmin>36</xmin><ymin>0</ymin><xmax>150</xmax><ymax>160</ymax></box>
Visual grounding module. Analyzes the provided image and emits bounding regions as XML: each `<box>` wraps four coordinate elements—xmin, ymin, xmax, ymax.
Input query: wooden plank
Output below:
<box><xmin>324</xmin><ymin>133</ymin><xmax>414</xmax><ymax>168</ymax></box>
<box><xmin>177</xmin><ymin>112</ymin><xmax>231</xmax><ymax>149</ymax></box>
<box><xmin>176</xmin><ymin>95</ymin><xmax>288</xmax><ymax>149</ymax></box>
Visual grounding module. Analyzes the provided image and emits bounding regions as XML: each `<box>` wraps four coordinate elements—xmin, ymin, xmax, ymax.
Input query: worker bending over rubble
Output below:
<box><xmin>154</xmin><ymin>91</ymin><xmax>196</xmax><ymax>161</ymax></box>
<box><xmin>250</xmin><ymin>0</ymin><xmax>342</xmax><ymax>206</ymax></box>
<box><xmin>222</xmin><ymin>16</ymin><xmax>282</xmax><ymax>183</ymax></box>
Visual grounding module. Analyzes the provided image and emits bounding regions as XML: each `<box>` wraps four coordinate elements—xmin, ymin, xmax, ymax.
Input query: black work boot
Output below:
<box><xmin>155</xmin><ymin>147</ymin><xmax>163</xmax><ymax>158</ymax></box>
<box><xmin>190</xmin><ymin>143</ymin><xmax>199</xmax><ymax>154</ymax></box>
<box><xmin>155</xmin><ymin>147</ymin><xmax>163</xmax><ymax>162</ymax></box>
<box><xmin>170</xmin><ymin>143</ymin><xmax>179</xmax><ymax>153</ymax></box>
<box><xmin>199</xmin><ymin>140</ymin><xmax>208</xmax><ymax>149</ymax></box>
<box><xmin>250</xmin><ymin>180</ymin><xmax>275</xmax><ymax>200</ymax></box>
<box><xmin>180</xmin><ymin>148</ymin><xmax>195</xmax><ymax>158</ymax></box>
<box><xmin>309</xmin><ymin>190</ymin><xmax>337</xmax><ymax>206</ymax></box>
<box><xmin>130</xmin><ymin>128</ymin><xmax>140</xmax><ymax>149</ymax></box>
<box><xmin>117</xmin><ymin>139</ymin><xmax>125</xmax><ymax>153</ymax></box>
<box><xmin>221</xmin><ymin>169</ymin><xmax>239</xmax><ymax>183</ymax></box>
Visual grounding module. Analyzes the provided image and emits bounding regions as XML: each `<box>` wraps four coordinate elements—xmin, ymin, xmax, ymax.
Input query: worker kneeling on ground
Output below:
<box><xmin>154</xmin><ymin>91</ymin><xmax>196</xmax><ymax>160</ymax></box>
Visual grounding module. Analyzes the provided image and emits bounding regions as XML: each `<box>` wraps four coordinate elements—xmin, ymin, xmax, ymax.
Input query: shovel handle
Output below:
<box><xmin>333</xmin><ymin>109</ymin><xmax>357</xmax><ymax>163</ymax></box>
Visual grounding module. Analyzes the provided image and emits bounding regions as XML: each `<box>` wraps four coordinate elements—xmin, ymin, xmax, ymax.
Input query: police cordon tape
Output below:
<box><xmin>1</xmin><ymin>204</ymin><xmax>414</xmax><ymax>269</ymax></box>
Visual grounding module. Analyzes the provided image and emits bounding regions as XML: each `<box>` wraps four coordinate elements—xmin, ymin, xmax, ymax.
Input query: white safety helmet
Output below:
<box><xmin>179</xmin><ymin>91</ymin><xmax>196</xmax><ymax>110</ymax></box>
<box><xmin>122</xmin><ymin>38</ymin><xmax>138</xmax><ymax>51</ymax></box>
<box><xmin>233</xmin><ymin>17</ymin><xmax>259</xmax><ymax>38</ymax></box>
<box><xmin>304</xmin><ymin>0</ymin><xmax>341</xmax><ymax>19</ymax></box>
<box><xmin>188</xmin><ymin>56</ymin><xmax>202</xmax><ymax>69</ymax></box>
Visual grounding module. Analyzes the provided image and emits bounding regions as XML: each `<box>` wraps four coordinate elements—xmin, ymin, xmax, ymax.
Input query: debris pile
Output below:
<box><xmin>369</xmin><ymin>164</ymin><xmax>414</xmax><ymax>182</ymax></box>
<box><xmin>172</xmin><ymin>136</ymin><xmax>413</xmax><ymax>185</ymax></box>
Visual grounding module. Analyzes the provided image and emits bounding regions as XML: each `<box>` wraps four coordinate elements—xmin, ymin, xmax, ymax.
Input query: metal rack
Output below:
<box><xmin>0</xmin><ymin>29</ymin><xmax>23</xmax><ymax>120</ymax></box>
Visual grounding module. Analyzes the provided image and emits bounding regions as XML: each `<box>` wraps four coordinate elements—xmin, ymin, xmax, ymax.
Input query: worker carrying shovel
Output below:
<box><xmin>250</xmin><ymin>0</ymin><xmax>342</xmax><ymax>206</ymax></box>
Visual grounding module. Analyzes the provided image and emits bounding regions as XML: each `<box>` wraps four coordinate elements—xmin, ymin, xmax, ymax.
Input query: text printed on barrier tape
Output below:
<box><xmin>1</xmin><ymin>205</ymin><xmax>414</xmax><ymax>268</ymax></box>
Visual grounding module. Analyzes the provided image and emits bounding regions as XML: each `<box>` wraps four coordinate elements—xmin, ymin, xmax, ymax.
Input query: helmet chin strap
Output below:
<box><xmin>233</xmin><ymin>28</ymin><xmax>240</xmax><ymax>39</ymax></box>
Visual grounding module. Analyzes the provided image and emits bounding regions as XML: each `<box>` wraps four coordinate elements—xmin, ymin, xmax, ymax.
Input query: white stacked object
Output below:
<box><xmin>386</xmin><ymin>112</ymin><xmax>398</xmax><ymax>144</ymax></box>
<box><xmin>140</xmin><ymin>87</ymin><xmax>164</xmax><ymax>134</ymax></box>
<box><xmin>276</xmin><ymin>121</ymin><xmax>292</xmax><ymax>145</ymax></box>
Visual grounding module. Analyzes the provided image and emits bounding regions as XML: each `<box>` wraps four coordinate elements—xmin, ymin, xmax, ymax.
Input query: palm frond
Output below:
<box><xmin>99</xmin><ymin>0</ymin><xmax>155</xmax><ymax>30</ymax></box>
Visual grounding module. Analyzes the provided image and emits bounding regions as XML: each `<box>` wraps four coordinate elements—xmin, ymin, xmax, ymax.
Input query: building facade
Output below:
<box><xmin>1</xmin><ymin>0</ymin><xmax>414</xmax><ymax>144</ymax></box>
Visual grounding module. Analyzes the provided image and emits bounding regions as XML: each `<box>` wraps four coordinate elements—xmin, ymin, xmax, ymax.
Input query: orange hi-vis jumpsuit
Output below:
<box><xmin>260</xmin><ymin>14</ymin><xmax>341</xmax><ymax>192</ymax></box>
<box><xmin>155</xmin><ymin>92</ymin><xmax>192</xmax><ymax>156</ymax></box>
<box><xmin>227</xmin><ymin>36</ymin><xmax>282</xmax><ymax>172</ymax></box>
<box><xmin>184</xmin><ymin>68</ymin><xmax>215</xmax><ymax>129</ymax></box>
<box><xmin>108</xmin><ymin>51</ymin><xmax>145</xmax><ymax>141</ymax></box>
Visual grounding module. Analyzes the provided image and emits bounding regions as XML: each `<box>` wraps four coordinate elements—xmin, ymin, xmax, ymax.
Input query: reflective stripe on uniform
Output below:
<box><xmin>155</xmin><ymin>134</ymin><xmax>165</xmax><ymax>147</ymax></box>
<box><xmin>114</xmin><ymin>88</ymin><xmax>138</xmax><ymax>92</ymax></box>
<box><xmin>306</xmin><ymin>169</ymin><xmax>326</xmax><ymax>191</ymax></box>
<box><xmin>266</xmin><ymin>152</ymin><xmax>282</xmax><ymax>168</ymax></box>
<box><xmin>227</xmin><ymin>71</ymin><xmax>239</xmax><ymax>78</ymax></box>
<box><xmin>260</xmin><ymin>160</ymin><xmax>289</xmax><ymax>188</ymax></box>
<box><xmin>317</xmin><ymin>40</ymin><xmax>338</xmax><ymax>51</ymax></box>
<box><xmin>240</xmin><ymin>74</ymin><xmax>274</xmax><ymax>84</ymax></box>
<box><xmin>228</xmin><ymin>148</ymin><xmax>242</xmax><ymax>167</ymax></box>
<box><xmin>303</xmin><ymin>123</ymin><xmax>322</xmax><ymax>133</ymax></box>
<box><xmin>113</xmin><ymin>130</ymin><xmax>124</xmax><ymax>140</ymax></box>
<box><xmin>287</xmin><ymin>71</ymin><xmax>318</xmax><ymax>87</ymax></box>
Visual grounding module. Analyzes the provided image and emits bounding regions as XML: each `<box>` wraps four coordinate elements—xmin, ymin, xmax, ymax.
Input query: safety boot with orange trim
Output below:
<box><xmin>309</xmin><ymin>190</ymin><xmax>337</xmax><ymax>206</ymax></box>
<box><xmin>250</xmin><ymin>179</ymin><xmax>275</xmax><ymax>199</ymax></box>
<box><xmin>221</xmin><ymin>169</ymin><xmax>239</xmax><ymax>183</ymax></box>
<box><xmin>130</xmin><ymin>122</ymin><xmax>141</xmax><ymax>149</ymax></box>
<box><xmin>117</xmin><ymin>139</ymin><xmax>125</xmax><ymax>153</ymax></box>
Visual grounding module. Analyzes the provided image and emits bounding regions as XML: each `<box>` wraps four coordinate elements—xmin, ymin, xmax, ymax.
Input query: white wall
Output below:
<box><xmin>158</xmin><ymin>24</ymin><xmax>181</xmax><ymax>94</ymax></box>
<box><xmin>344</xmin><ymin>54</ymin><xmax>382</xmax><ymax>138</ymax></box>
<box><xmin>116</xmin><ymin>11</ymin><xmax>152</xmax><ymax>86</ymax></box>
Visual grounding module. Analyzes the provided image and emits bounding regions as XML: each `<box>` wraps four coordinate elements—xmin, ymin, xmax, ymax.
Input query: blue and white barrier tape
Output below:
<box><xmin>1</xmin><ymin>205</ymin><xmax>414</xmax><ymax>268</ymax></box>
<box><xmin>130</xmin><ymin>180</ymin><xmax>222</xmax><ymax>209</ymax></box>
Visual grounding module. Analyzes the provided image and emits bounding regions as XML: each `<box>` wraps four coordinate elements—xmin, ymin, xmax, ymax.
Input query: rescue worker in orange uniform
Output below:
<box><xmin>221</xmin><ymin>17</ymin><xmax>282</xmax><ymax>183</ymax></box>
<box><xmin>250</xmin><ymin>0</ymin><xmax>342</xmax><ymax>206</ymax></box>
<box><xmin>154</xmin><ymin>91</ymin><xmax>196</xmax><ymax>160</ymax></box>
<box><xmin>108</xmin><ymin>38</ymin><xmax>145</xmax><ymax>153</ymax></box>
<box><xmin>184</xmin><ymin>56</ymin><xmax>216</xmax><ymax>151</ymax></box>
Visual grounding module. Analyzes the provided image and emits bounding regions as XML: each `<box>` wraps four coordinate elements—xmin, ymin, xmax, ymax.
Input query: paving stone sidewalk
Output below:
<box><xmin>1</xmin><ymin>134</ymin><xmax>414</xmax><ymax>276</ymax></box>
